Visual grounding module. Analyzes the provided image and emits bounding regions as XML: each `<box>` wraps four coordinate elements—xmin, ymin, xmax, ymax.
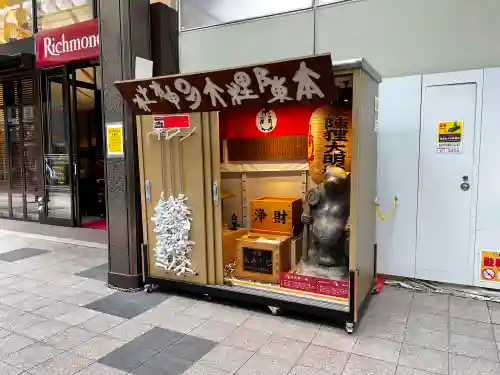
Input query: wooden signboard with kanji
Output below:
<box><xmin>115</xmin><ymin>54</ymin><xmax>335</xmax><ymax>115</ymax></box>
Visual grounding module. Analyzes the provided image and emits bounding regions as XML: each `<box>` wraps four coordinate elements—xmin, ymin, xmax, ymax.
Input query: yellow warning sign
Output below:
<box><xmin>107</xmin><ymin>123</ymin><xmax>124</xmax><ymax>157</ymax></box>
<box><xmin>437</xmin><ymin>121</ymin><xmax>463</xmax><ymax>153</ymax></box>
<box><xmin>480</xmin><ymin>250</ymin><xmax>500</xmax><ymax>282</ymax></box>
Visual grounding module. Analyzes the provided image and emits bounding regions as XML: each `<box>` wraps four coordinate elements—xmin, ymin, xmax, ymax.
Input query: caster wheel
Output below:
<box><xmin>268</xmin><ymin>306</ymin><xmax>281</xmax><ymax>316</ymax></box>
<box><xmin>345</xmin><ymin>322</ymin><xmax>354</xmax><ymax>334</ymax></box>
<box><xmin>144</xmin><ymin>284</ymin><xmax>154</xmax><ymax>293</ymax></box>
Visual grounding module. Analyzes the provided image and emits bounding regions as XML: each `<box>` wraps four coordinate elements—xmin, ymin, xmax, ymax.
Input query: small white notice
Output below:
<box><xmin>135</xmin><ymin>57</ymin><xmax>153</xmax><ymax>79</ymax></box>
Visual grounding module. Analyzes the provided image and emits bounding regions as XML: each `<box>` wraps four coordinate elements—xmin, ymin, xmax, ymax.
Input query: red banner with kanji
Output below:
<box><xmin>219</xmin><ymin>104</ymin><xmax>318</xmax><ymax>139</ymax></box>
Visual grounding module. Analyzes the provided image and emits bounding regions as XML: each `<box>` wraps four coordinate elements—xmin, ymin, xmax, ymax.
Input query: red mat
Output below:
<box><xmin>82</xmin><ymin>219</ymin><xmax>107</xmax><ymax>231</ymax></box>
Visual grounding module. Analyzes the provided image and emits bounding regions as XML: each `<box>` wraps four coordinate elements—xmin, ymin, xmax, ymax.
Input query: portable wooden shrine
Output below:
<box><xmin>115</xmin><ymin>54</ymin><xmax>380</xmax><ymax>332</ymax></box>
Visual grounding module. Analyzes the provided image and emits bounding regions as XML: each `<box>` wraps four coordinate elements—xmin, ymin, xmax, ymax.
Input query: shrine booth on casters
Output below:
<box><xmin>115</xmin><ymin>55</ymin><xmax>380</xmax><ymax>333</ymax></box>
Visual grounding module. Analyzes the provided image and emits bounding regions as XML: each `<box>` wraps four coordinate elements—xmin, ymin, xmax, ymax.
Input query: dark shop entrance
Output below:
<box><xmin>39</xmin><ymin>62</ymin><xmax>106</xmax><ymax>229</ymax></box>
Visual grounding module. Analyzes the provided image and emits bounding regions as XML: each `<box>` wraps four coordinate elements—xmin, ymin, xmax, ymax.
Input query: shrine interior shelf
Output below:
<box><xmin>220</xmin><ymin>162</ymin><xmax>309</xmax><ymax>173</ymax></box>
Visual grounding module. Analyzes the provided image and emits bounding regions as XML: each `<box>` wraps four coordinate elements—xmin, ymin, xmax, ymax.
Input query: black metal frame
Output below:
<box><xmin>38</xmin><ymin>60</ymin><xmax>100</xmax><ymax>227</ymax></box>
<box><xmin>0</xmin><ymin>1</ymin><xmax>101</xmax><ymax>225</ymax></box>
<box><xmin>141</xmin><ymin>243</ymin><xmax>377</xmax><ymax>332</ymax></box>
<box><xmin>0</xmin><ymin>68</ymin><xmax>40</xmax><ymax>222</ymax></box>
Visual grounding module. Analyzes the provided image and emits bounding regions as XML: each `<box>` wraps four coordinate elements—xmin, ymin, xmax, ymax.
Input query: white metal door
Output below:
<box><xmin>416</xmin><ymin>75</ymin><xmax>480</xmax><ymax>285</ymax></box>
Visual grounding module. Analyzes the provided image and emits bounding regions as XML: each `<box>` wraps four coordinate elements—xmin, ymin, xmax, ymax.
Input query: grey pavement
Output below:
<box><xmin>0</xmin><ymin>232</ymin><xmax>499</xmax><ymax>374</ymax></box>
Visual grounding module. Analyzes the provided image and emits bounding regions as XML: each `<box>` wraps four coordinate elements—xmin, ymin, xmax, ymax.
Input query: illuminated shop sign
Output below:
<box><xmin>35</xmin><ymin>18</ymin><xmax>99</xmax><ymax>68</ymax></box>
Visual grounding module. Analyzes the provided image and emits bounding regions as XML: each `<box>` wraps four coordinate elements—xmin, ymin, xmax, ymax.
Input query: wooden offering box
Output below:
<box><xmin>236</xmin><ymin>233</ymin><xmax>291</xmax><ymax>283</ymax></box>
<box><xmin>223</xmin><ymin>228</ymin><xmax>248</xmax><ymax>266</ymax></box>
<box><xmin>250</xmin><ymin>197</ymin><xmax>302</xmax><ymax>236</ymax></box>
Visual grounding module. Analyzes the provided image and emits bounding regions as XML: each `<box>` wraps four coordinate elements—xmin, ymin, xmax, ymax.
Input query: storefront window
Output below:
<box><xmin>36</xmin><ymin>0</ymin><xmax>92</xmax><ymax>31</ymax></box>
<box><xmin>0</xmin><ymin>1</ymin><xmax>33</xmax><ymax>44</ymax></box>
<box><xmin>180</xmin><ymin>0</ymin><xmax>314</xmax><ymax>30</ymax></box>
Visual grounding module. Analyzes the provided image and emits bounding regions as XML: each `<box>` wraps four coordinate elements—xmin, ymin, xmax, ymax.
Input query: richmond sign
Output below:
<box><xmin>35</xmin><ymin>19</ymin><xmax>99</xmax><ymax>68</ymax></box>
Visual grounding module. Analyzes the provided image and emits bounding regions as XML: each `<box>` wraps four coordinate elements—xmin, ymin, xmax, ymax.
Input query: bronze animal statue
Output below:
<box><xmin>302</xmin><ymin>166</ymin><xmax>350</xmax><ymax>268</ymax></box>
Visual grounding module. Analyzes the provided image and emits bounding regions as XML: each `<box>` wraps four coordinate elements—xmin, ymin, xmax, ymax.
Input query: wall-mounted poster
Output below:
<box><xmin>480</xmin><ymin>250</ymin><xmax>500</xmax><ymax>282</ymax></box>
<box><xmin>106</xmin><ymin>122</ymin><xmax>124</xmax><ymax>157</ymax></box>
<box><xmin>437</xmin><ymin>120</ymin><xmax>463</xmax><ymax>153</ymax></box>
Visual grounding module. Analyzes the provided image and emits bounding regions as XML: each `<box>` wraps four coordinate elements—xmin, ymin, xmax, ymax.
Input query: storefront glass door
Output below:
<box><xmin>40</xmin><ymin>67</ymin><xmax>79</xmax><ymax>226</ymax></box>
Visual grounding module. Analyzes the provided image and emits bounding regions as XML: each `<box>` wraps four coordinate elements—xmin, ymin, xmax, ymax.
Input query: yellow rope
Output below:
<box><xmin>376</xmin><ymin>197</ymin><xmax>398</xmax><ymax>221</ymax></box>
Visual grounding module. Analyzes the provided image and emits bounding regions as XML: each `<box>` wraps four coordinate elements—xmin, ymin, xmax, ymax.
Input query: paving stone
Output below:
<box><xmin>449</xmin><ymin>353</ymin><xmax>500</xmax><ymax>375</ymax></box>
<box><xmin>183</xmin><ymin>301</ymin><xmax>226</xmax><ymax>319</ymax></box>
<box><xmin>14</xmin><ymin>296</ymin><xmax>56</xmax><ymax>312</ymax></box>
<box><xmin>0</xmin><ymin>361</ymin><xmax>24</xmax><ymax>375</ymax></box>
<box><xmin>366</xmin><ymin>304</ymin><xmax>410</xmax><ymax>325</ymax></box>
<box><xmin>75</xmin><ymin>263</ymin><xmax>108</xmax><ymax>281</ymax></box>
<box><xmin>55</xmin><ymin>306</ymin><xmax>101</xmax><ymax>325</ymax></box>
<box><xmin>72</xmin><ymin>335</ymin><xmax>125</xmax><ymax>360</ymax></box>
<box><xmin>154</xmin><ymin>296</ymin><xmax>196</xmax><ymax>312</ymax></box>
<box><xmin>450</xmin><ymin>297</ymin><xmax>490</xmax><ymax>323</ymax></box>
<box><xmin>358</xmin><ymin>317</ymin><xmax>406</xmax><ymax>342</ymax></box>
<box><xmin>288</xmin><ymin>364</ymin><xmax>336</xmax><ymax>375</ymax></box>
<box><xmin>0</xmin><ymin>291</ymin><xmax>38</xmax><ymax>306</ymax></box>
<box><xmin>161</xmin><ymin>335</ymin><xmax>216</xmax><ymax>362</ymax></box>
<box><xmin>189</xmin><ymin>320</ymin><xmax>237</xmax><ymax>342</ymax></box>
<box><xmin>0</xmin><ymin>312</ymin><xmax>48</xmax><ymax>333</ymax></box>
<box><xmin>259</xmin><ymin>335</ymin><xmax>308</xmax><ymax>362</ymax></box>
<box><xmin>84</xmin><ymin>291</ymin><xmax>170</xmax><ymax>319</ymax></box>
<box><xmin>35</xmin><ymin>302</ymin><xmax>77</xmax><ymax>319</ymax></box>
<box><xmin>353</xmin><ymin>336</ymin><xmax>401</xmax><ymax>363</ymax></box>
<box><xmin>17</xmin><ymin>319</ymin><xmax>72</xmax><ymax>341</ymax></box>
<box><xmin>0</xmin><ymin>248</ymin><xmax>50</xmax><ymax>262</ymax></box>
<box><xmin>396</xmin><ymin>366</ymin><xmax>435</xmax><ymax>375</ymax></box>
<box><xmin>399</xmin><ymin>344</ymin><xmax>448</xmax><ymax>374</ymax></box>
<box><xmin>42</xmin><ymin>327</ymin><xmax>97</xmax><ymax>350</ymax></box>
<box><xmin>403</xmin><ymin>325</ymin><xmax>449</xmax><ymax>351</ymax></box>
<box><xmin>78</xmin><ymin>313</ymin><xmax>127</xmax><ymax>334</ymax></box>
<box><xmin>450</xmin><ymin>317</ymin><xmax>495</xmax><ymax>341</ymax></box>
<box><xmin>2</xmin><ymin>342</ymin><xmax>62</xmax><ymax>370</ymax></box>
<box><xmin>0</xmin><ymin>328</ymin><xmax>13</xmax><ymax>341</ymax></box>
<box><xmin>158</xmin><ymin>313</ymin><xmax>207</xmax><ymax>334</ymax></box>
<box><xmin>222</xmin><ymin>326</ymin><xmax>271</xmax><ymax>351</ymax></box>
<box><xmin>209</xmin><ymin>306</ymin><xmax>252</xmax><ymax>326</ymax></box>
<box><xmin>449</xmin><ymin>333</ymin><xmax>499</xmax><ymax>362</ymax></box>
<box><xmin>131</xmin><ymin>307</ymin><xmax>177</xmax><ymax>326</ymax></box>
<box><xmin>65</xmin><ymin>291</ymin><xmax>108</xmax><ymax>307</ymax></box>
<box><xmin>237</xmin><ymin>353</ymin><xmax>294</xmax><ymax>375</ymax></box>
<box><xmin>312</xmin><ymin>326</ymin><xmax>358</xmax><ymax>352</ymax></box>
<box><xmin>297</xmin><ymin>344</ymin><xmax>350</xmax><ymax>374</ymax></box>
<box><xmin>0</xmin><ymin>333</ymin><xmax>35</xmax><ymax>356</ymax></box>
<box><xmin>98</xmin><ymin>342</ymin><xmax>160</xmax><ymax>373</ymax></box>
<box><xmin>407</xmin><ymin>311</ymin><xmax>448</xmax><ymax>332</ymax></box>
<box><xmin>198</xmin><ymin>344</ymin><xmax>254</xmax><ymax>373</ymax></box>
<box><xmin>133</xmin><ymin>354</ymin><xmax>193</xmax><ymax>375</ymax></box>
<box><xmin>75</xmin><ymin>362</ymin><xmax>130</xmax><ymax>375</ymax></box>
<box><xmin>490</xmin><ymin>309</ymin><xmax>500</xmax><ymax>325</ymax></box>
<box><xmin>123</xmin><ymin>327</ymin><xmax>184</xmax><ymax>352</ymax></box>
<box><xmin>343</xmin><ymin>354</ymin><xmax>397</xmax><ymax>375</ymax></box>
<box><xmin>104</xmin><ymin>320</ymin><xmax>154</xmax><ymax>342</ymax></box>
<box><xmin>28</xmin><ymin>351</ymin><xmax>93</xmax><ymax>375</ymax></box>
<box><xmin>411</xmin><ymin>293</ymin><xmax>449</xmax><ymax>315</ymax></box>
<box><xmin>275</xmin><ymin>319</ymin><xmax>320</xmax><ymax>343</ymax></box>
<box><xmin>241</xmin><ymin>314</ymin><xmax>283</xmax><ymax>335</ymax></box>
<box><xmin>183</xmin><ymin>363</ymin><xmax>232</xmax><ymax>375</ymax></box>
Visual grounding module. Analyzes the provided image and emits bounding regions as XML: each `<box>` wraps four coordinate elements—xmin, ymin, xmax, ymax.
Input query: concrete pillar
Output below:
<box><xmin>98</xmin><ymin>0</ymin><xmax>151</xmax><ymax>289</ymax></box>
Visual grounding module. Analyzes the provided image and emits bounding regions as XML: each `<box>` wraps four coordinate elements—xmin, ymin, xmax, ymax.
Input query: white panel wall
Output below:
<box><xmin>376</xmin><ymin>76</ymin><xmax>421</xmax><ymax>277</ymax></box>
<box><xmin>474</xmin><ymin>68</ymin><xmax>500</xmax><ymax>288</ymax></box>
<box><xmin>315</xmin><ymin>0</ymin><xmax>500</xmax><ymax>77</ymax></box>
<box><xmin>179</xmin><ymin>10</ymin><xmax>314</xmax><ymax>73</ymax></box>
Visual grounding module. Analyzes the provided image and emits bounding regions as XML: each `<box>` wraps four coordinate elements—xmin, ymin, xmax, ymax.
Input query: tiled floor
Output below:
<box><xmin>2</xmin><ymin>232</ymin><xmax>500</xmax><ymax>374</ymax></box>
